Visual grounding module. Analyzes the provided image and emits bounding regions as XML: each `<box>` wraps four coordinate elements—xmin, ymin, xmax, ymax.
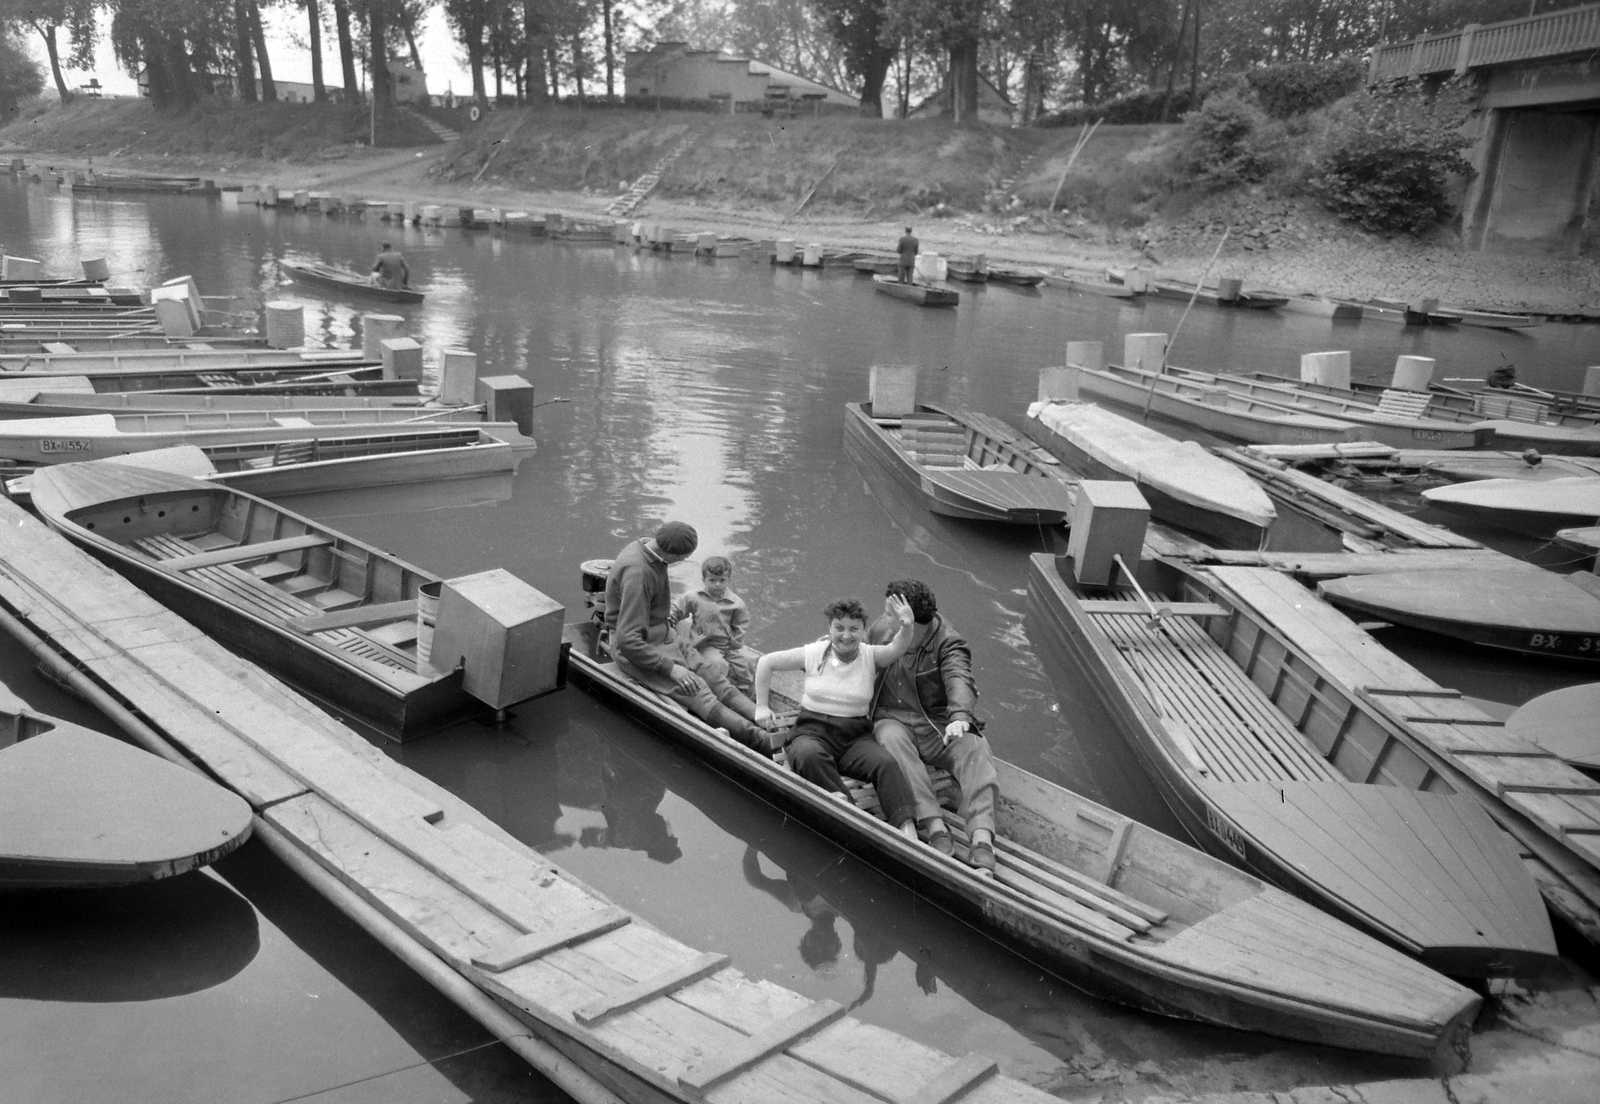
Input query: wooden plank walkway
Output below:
<box><xmin>0</xmin><ymin>498</ymin><xmax>1057</xmax><ymax>1104</ymax></box>
<box><xmin>1205</xmin><ymin>565</ymin><xmax>1600</xmax><ymax>936</ymax></box>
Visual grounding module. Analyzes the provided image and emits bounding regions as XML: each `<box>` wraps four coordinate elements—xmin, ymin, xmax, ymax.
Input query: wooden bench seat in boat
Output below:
<box><xmin>163</xmin><ymin>532</ymin><xmax>331</xmax><ymax>571</ymax></box>
<box><xmin>134</xmin><ymin>533</ymin><xmax>418</xmax><ymax>672</ymax></box>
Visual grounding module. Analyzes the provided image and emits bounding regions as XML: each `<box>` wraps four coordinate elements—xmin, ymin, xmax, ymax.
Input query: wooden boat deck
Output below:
<box><xmin>1205</xmin><ymin>564</ymin><xmax>1600</xmax><ymax>942</ymax></box>
<box><xmin>845</xmin><ymin>404</ymin><xmax>1076</xmax><ymax>524</ymax></box>
<box><xmin>568</xmin><ymin>622</ymin><xmax>1478</xmax><ymax>1056</ymax></box>
<box><xmin>1030</xmin><ymin>554</ymin><xmax>1557</xmax><ymax>972</ymax></box>
<box><xmin>0</xmin><ymin>499</ymin><xmax>1061</xmax><ymax>1104</ymax></box>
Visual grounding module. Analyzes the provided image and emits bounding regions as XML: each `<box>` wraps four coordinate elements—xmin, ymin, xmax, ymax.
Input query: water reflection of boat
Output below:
<box><xmin>29</xmin><ymin>463</ymin><xmax>482</xmax><ymax>737</ymax></box>
<box><xmin>1030</xmin><ymin>551</ymin><xmax>1559</xmax><ymax>975</ymax></box>
<box><xmin>0</xmin><ymin>686</ymin><xmax>253</xmax><ymax>889</ymax></box>
<box><xmin>844</xmin><ymin>402</ymin><xmax>1076</xmax><ymax>525</ymax></box>
<box><xmin>564</xmin><ymin>618</ymin><xmax>1481</xmax><ymax>1058</ymax></box>
<box><xmin>281</xmin><ymin>261</ymin><xmax>424</xmax><ymax>304</ymax></box>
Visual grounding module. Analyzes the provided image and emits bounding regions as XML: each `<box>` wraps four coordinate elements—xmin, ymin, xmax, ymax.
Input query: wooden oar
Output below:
<box><xmin>1140</xmin><ymin>227</ymin><xmax>1229</xmax><ymax>425</ymax></box>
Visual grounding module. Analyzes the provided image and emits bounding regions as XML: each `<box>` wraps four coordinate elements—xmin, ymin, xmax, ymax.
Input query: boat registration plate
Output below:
<box><xmin>40</xmin><ymin>439</ymin><xmax>92</xmax><ymax>453</ymax></box>
<box><xmin>1528</xmin><ymin>632</ymin><xmax>1596</xmax><ymax>655</ymax></box>
<box><xmin>1206</xmin><ymin>805</ymin><xmax>1248</xmax><ymax>859</ymax></box>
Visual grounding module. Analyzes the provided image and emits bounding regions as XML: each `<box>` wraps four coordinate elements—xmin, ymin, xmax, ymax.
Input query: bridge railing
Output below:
<box><xmin>1369</xmin><ymin>2</ymin><xmax>1600</xmax><ymax>82</ymax></box>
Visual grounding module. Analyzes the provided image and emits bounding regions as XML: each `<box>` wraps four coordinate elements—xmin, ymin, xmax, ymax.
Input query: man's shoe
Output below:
<box><xmin>926</xmin><ymin>830</ymin><xmax>955</xmax><ymax>857</ymax></box>
<box><xmin>966</xmin><ymin>841</ymin><xmax>996</xmax><ymax>878</ymax></box>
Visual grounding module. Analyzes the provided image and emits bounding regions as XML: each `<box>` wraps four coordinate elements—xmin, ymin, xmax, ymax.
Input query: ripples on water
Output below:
<box><xmin>4</xmin><ymin>179</ymin><xmax>1599</xmax><ymax>1099</ymax></box>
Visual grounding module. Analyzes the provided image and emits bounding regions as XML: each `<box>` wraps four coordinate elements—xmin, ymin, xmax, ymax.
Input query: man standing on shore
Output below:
<box><xmin>896</xmin><ymin>226</ymin><xmax>919</xmax><ymax>284</ymax></box>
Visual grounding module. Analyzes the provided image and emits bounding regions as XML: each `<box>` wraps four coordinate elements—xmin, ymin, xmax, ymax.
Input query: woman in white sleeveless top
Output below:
<box><xmin>754</xmin><ymin>595</ymin><xmax>921</xmax><ymax>839</ymax></box>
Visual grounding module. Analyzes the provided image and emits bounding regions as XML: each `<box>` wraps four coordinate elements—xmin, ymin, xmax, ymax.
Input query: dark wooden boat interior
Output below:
<box><xmin>66</xmin><ymin>480</ymin><xmax>428</xmax><ymax>676</ymax></box>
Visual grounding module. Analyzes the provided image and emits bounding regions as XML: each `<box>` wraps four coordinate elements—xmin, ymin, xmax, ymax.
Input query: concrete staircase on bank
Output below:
<box><xmin>606</xmin><ymin>135</ymin><xmax>697</xmax><ymax>218</ymax></box>
<box><xmin>406</xmin><ymin>108</ymin><xmax>461</xmax><ymax>143</ymax></box>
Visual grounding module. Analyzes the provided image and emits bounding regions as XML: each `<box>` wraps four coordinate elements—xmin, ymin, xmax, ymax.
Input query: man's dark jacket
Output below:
<box><xmin>866</xmin><ymin>613</ymin><xmax>980</xmax><ymax>729</ymax></box>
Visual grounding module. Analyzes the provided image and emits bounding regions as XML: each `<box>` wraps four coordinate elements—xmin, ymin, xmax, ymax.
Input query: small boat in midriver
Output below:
<box><xmin>281</xmin><ymin>260</ymin><xmax>424</xmax><ymax>304</ymax></box>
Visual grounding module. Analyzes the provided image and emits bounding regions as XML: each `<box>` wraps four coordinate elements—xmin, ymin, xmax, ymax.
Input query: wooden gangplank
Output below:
<box><xmin>0</xmin><ymin>499</ymin><xmax>1055</xmax><ymax>1104</ymax></box>
<box><xmin>1204</xmin><ymin>565</ymin><xmax>1600</xmax><ymax>941</ymax></box>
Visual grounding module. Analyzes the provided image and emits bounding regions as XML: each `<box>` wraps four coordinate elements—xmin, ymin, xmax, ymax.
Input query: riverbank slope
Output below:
<box><xmin>3</xmin><ymin>98</ymin><xmax>1596</xmax><ymax>316</ymax></box>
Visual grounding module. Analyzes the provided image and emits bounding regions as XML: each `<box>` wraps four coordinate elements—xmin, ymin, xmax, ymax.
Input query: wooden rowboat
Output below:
<box><xmin>843</xmin><ymin>402</ymin><xmax>1076</xmax><ymax>524</ymax></box>
<box><xmin>985</xmin><ymin>266</ymin><xmax>1045</xmax><ymax>288</ymax></box>
<box><xmin>872</xmin><ymin>275</ymin><xmax>958</xmax><ymax>307</ymax></box>
<box><xmin>0</xmin><ymin>687</ymin><xmax>253</xmax><ymax>889</ymax></box>
<box><xmin>563</xmin><ymin>612</ymin><xmax>1481</xmax><ymax>1058</ymax></box>
<box><xmin>1421</xmin><ymin>476</ymin><xmax>1600</xmax><ymax>537</ymax></box>
<box><xmin>29</xmin><ymin>463</ymin><xmax>493</xmax><ymax>737</ymax></box>
<box><xmin>1151</xmin><ymin>562</ymin><xmax>1600</xmax><ymax>944</ymax></box>
<box><xmin>1071</xmin><ymin>362</ymin><xmax>1363</xmax><ymax>447</ymax></box>
<box><xmin>0</xmin><ymin>406</ymin><xmax>482</xmax><ymax>465</ymax></box>
<box><xmin>1024</xmin><ymin>399</ymin><xmax>1276</xmax><ymax>548</ymax></box>
<box><xmin>1165</xmin><ymin>368</ymin><xmax>1487</xmax><ymax>450</ymax></box>
<box><xmin>852</xmin><ymin>255</ymin><xmax>899</xmax><ymax>275</ymax></box>
<box><xmin>945</xmin><ymin>259</ymin><xmax>989</xmax><ymax>283</ymax></box>
<box><xmin>1507</xmin><ymin>684</ymin><xmax>1600</xmax><ymax>771</ymax></box>
<box><xmin>281</xmin><ymin>260</ymin><xmax>424</xmax><ymax>304</ymax></box>
<box><xmin>1319</xmin><ymin>568</ymin><xmax>1600</xmax><ymax>662</ymax></box>
<box><xmin>1028</xmin><ymin>552</ymin><xmax>1557</xmax><ymax>976</ymax></box>
<box><xmin>7</xmin><ymin>424</ymin><xmax>533</xmax><ymax>501</ymax></box>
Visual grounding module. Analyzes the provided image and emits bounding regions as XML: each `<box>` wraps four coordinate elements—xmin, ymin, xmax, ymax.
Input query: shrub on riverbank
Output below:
<box><xmin>1309</xmin><ymin>79</ymin><xmax>1476</xmax><ymax>236</ymax></box>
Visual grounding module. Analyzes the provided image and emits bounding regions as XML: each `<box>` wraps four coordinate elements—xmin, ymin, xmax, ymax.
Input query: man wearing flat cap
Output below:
<box><xmin>603</xmin><ymin>521</ymin><xmax>771</xmax><ymax>750</ymax></box>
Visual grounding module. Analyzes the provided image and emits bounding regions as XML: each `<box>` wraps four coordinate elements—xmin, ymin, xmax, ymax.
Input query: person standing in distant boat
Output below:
<box><xmin>372</xmin><ymin>242</ymin><xmax>410</xmax><ymax>290</ymax></box>
<box><xmin>896</xmin><ymin>226</ymin><xmax>919</xmax><ymax>284</ymax></box>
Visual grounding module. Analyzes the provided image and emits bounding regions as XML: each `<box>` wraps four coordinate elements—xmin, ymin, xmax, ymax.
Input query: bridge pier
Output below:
<box><xmin>1462</xmin><ymin>104</ymin><xmax>1600</xmax><ymax>257</ymax></box>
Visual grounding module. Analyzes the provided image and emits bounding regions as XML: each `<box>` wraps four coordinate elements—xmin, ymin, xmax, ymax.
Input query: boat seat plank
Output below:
<box><xmin>992</xmin><ymin>866</ymin><xmax>1139</xmax><ymax>940</ymax></box>
<box><xmin>1454</xmin><ymin>752</ymin><xmax>1600</xmax><ymax>796</ymax></box>
<box><xmin>247</xmin><ymin>560</ymin><xmax>300</xmax><ymax>582</ymax></box>
<box><xmin>1078</xmin><ymin>600</ymin><xmax>1228</xmax><ymax>618</ymax></box>
<box><xmin>572</xmin><ymin>951</ymin><xmax>730</xmax><ymax>1026</ymax></box>
<box><xmin>1205</xmin><ymin>567</ymin><xmax>1440</xmax><ymax>693</ymax></box>
<box><xmin>287</xmin><ymin>599</ymin><xmax>419</xmax><ymax>634</ymax></box>
<box><xmin>679</xmin><ymin>1000</ymin><xmax>846</xmax><ymax>1094</ymax></box>
<box><xmin>992</xmin><ymin>836</ymin><xmax>1168</xmax><ymax>924</ymax></box>
<box><xmin>161</xmin><ymin>533</ymin><xmax>331</xmax><ymax>570</ymax></box>
<box><xmin>471</xmin><ymin>907</ymin><xmax>634</xmax><ymax>973</ymax></box>
<box><xmin>990</xmin><ymin>848</ymin><xmax>1155</xmax><ymax>931</ymax></box>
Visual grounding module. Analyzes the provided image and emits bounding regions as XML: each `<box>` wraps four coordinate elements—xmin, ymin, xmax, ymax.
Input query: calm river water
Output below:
<box><xmin>3</xmin><ymin>177</ymin><xmax>1598</xmax><ymax>1103</ymax></box>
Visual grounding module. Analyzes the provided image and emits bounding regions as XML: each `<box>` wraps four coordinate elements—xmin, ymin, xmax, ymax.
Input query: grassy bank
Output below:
<box><xmin>0</xmin><ymin>97</ymin><xmax>435</xmax><ymax>162</ymax></box>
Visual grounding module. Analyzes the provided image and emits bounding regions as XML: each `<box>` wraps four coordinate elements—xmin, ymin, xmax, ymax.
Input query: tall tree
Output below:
<box><xmin>0</xmin><ymin>0</ymin><xmax>98</xmax><ymax>103</ymax></box>
<box><xmin>234</xmin><ymin>0</ymin><xmax>257</xmax><ymax>100</ymax></box>
<box><xmin>304</xmin><ymin>0</ymin><xmax>326</xmax><ymax>100</ymax></box>
<box><xmin>444</xmin><ymin>0</ymin><xmax>490</xmax><ymax>104</ymax></box>
<box><xmin>0</xmin><ymin>30</ymin><xmax>45</xmax><ymax>115</ymax></box>
<box><xmin>366</xmin><ymin>0</ymin><xmax>394</xmax><ymax>135</ymax></box>
<box><xmin>811</xmin><ymin>0</ymin><xmax>898</xmax><ymax>117</ymax></box>
<box><xmin>332</xmin><ymin>0</ymin><xmax>360</xmax><ymax>99</ymax></box>
<box><xmin>249</xmin><ymin>0</ymin><xmax>276</xmax><ymax>100</ymax></box>
<box><xmin>885</xmin><ymin>0</ymin><xmax>987</xmax><ymax>122</ymax></box>
<box><xmin>397</xmin><ymin>0</ymin><xmax>427</xmax><ymax>69</ymax></box>
<box><xmin>108</xmin><ymin>0</ymin><xmax>226</xmax><ymax>110</ymax></box>
<box><xmin>602</xmin><ymin>0</ymin><xmax>614</xmax><ymax>98</ymax></box>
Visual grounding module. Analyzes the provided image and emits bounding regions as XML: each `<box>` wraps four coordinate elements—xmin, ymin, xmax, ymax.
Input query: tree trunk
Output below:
<box><xmin>949</xmin><ymin>37</ymin><xmax>979</xmax><ymax>124</ymax></box>
<box><xmin>547</xmin><ymin>42</ymin><xmax>559</xmax><ymax>101</ymax></box>
<box><xmin>468</xmin><ymin>22</ymin><xmax>487</xmax><ymax>105</ymax></box>
<box><xmin>572</xmin><ymin>36</ymin><xmax>585</xmax><ymax>103</ymax></box>
<box><xmin>235</xmin><ymin>0</ymin><xmax>258</xmax><ymax>101</ymax></box>
<box><xmin>1021</xmin><ymin>50</ymin><xmax>1045</xmax><ymax>124</ymax></box>
<box><xmin>898</xmin><ymin>43</ymin><xmax>910</xmax><ymax>120</ymax></box>
<box><xmin>333</xmin><ymin>0</ymin><xmax>359</xmax><ymax>102</ymax></box>
<box><xmin>36</xmin><ymin>23</ymin><xmax>73</xmax><ymax>103</ymax></box>
<box><xmin>308</xmin><ymin>0</ymin><xmax>326</xmax><ymax>101</ymax></box>
<box><xmin>1190</xmin><ymin>0</ymin><xmax>1201</xmax><ymax>104</ymax></box>
<box><xmin>368</xmin><ymin>0</ymin><xmax>394</xmax><ymax>141</ymax></box>
<box><xmin>603</xmin><ymin>0</ymin><xmax>615</xmax><ymax>100</ymax></box>
<box><xmin>250</xmin><ymin>0</ymin><xmax>276</xmax><ymax>102</ymax></box>
<box><xmin>524</xmin><ymin>2</ymin><xmax>549</xmax><ymax>103</ymax></box>
<box><xmin>857</xmin><ymin>53</ymin><xmax>891</xmax><ymax>118</ymax></box>
<box><xmin>401</xmin><ymin>10</ymin><xmax>423</xmax><ymax>71</ymax></box>
<box><xmin>1161</xmin><ymin>0</ymin><xmax>1192</xmax><ymax>122</ymax></box>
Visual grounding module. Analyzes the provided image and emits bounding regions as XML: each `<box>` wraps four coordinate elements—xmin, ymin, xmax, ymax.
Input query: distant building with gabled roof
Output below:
<box><xmin>624</xmin><ymin>42</ymin><xmax>858</xmax><ymax>112</ymax></box>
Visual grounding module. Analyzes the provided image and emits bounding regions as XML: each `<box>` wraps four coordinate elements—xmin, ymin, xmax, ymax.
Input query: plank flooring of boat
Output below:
<box><xmin>134</xmin><ymin>533</ymin><xmax>418</xmax><ymax>674</ymax></box>
<box><xmin>0</xmin><ymin>509</ymin><xmax>1068</xmax><ymax>1103</ymax></box>
<box><xmin>1208</xmin><ymin>565</ymin><xmax>1600</xmax><ymax>893</ymax></box>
